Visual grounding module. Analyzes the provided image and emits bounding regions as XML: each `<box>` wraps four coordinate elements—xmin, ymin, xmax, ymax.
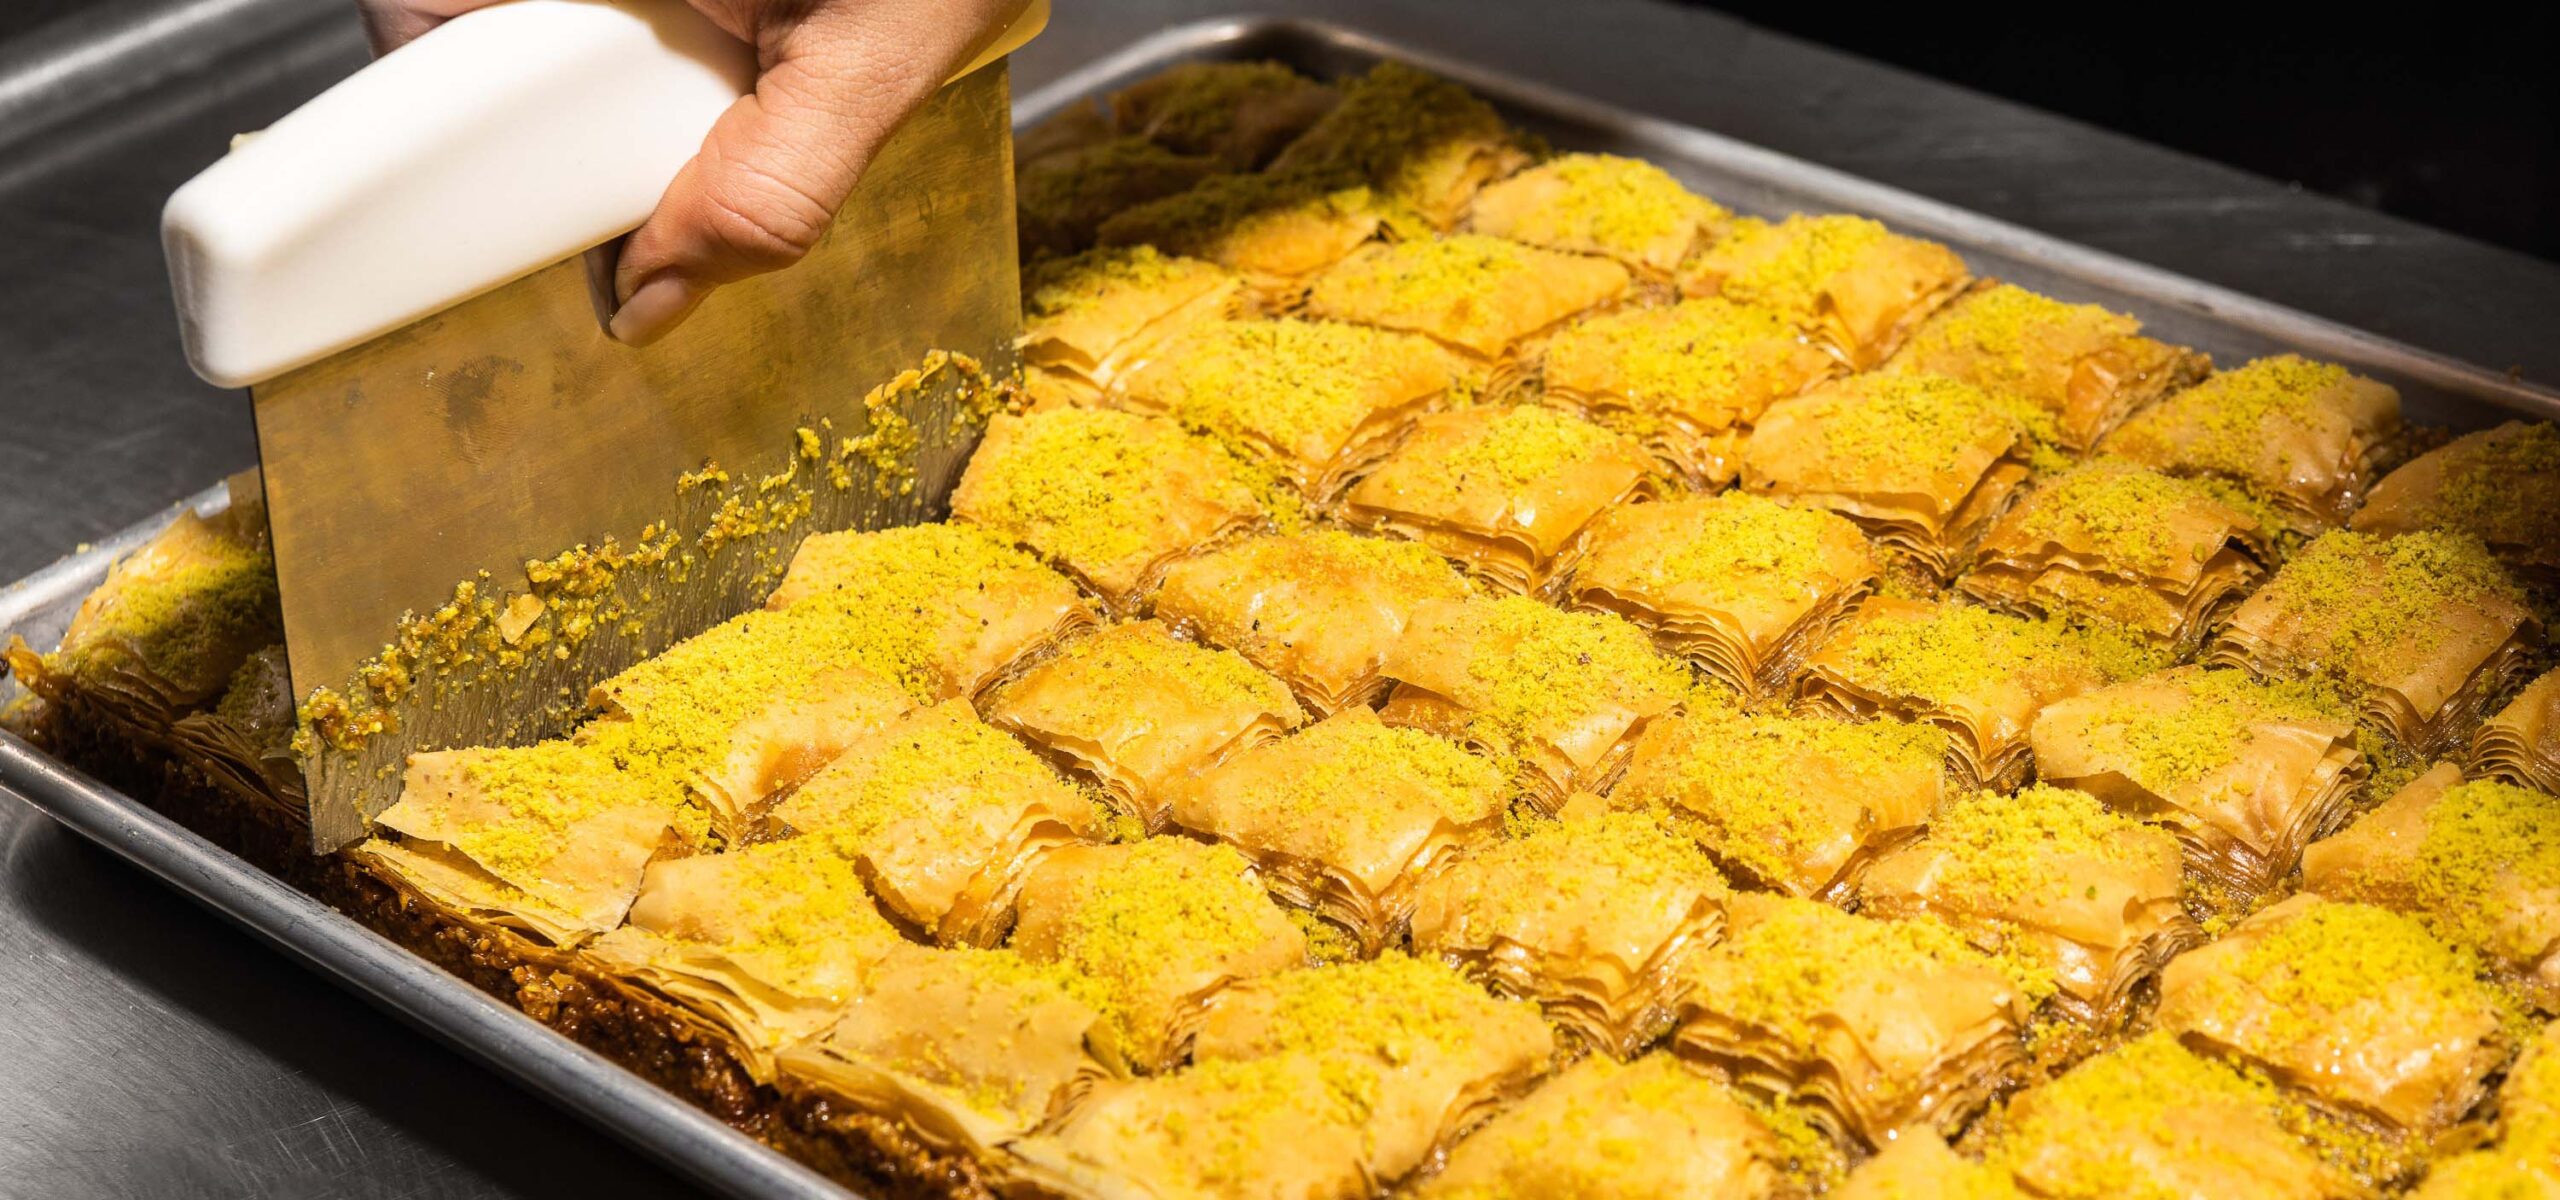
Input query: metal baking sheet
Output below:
<box><xmin>6</xmin><ymin>16</ymin><xmax>2557</xmax><ymax>1200</ymax></box>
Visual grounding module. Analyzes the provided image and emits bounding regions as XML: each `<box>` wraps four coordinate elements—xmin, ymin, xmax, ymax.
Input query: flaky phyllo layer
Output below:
<box><xmin>43</xmin><ymin>54</ymin><xmax>2560</xmax><ymax>1200</ymax></box>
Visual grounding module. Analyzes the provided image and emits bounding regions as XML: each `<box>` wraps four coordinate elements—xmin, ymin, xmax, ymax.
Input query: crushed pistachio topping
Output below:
<box><xmin>1030</xmin><ymin>837</ymin><xmax>1303</xmax><ymax>1043</ymax></box>
<box><xmin>1126</xmin><ymin>60</ymin><xmax>1322</xmax><ymax>152</ymax></box>
<box><xmin>431</xmin><ymin>730</ymin><xmax>679</xmax><ymax>878</ymax></box>
<box><xmin>1275</xmin><ymin>61</ymin><xmax>1513</xmax><ymax>207</ymax></box>
<box><xmin>1737</xmin><ymin>1091</ymin><xmax>1852</xmax><ymax>1192</ymax></box>
<box><xmin>1597</xmin><ymin>492</ymin><xmax>1867</xmax><ymax>609</ymax></box>
<box><xmin>2502</xmin><ymin>1024</ymin><xmax>2560</xmax><ymax>1153</ymax></box>
<box><xmin>2164</xmin><ymin>900</ymin><xmax>2511</xmax><ymax>1063</ymax></box>
<box><xmin>1443</xmin><ymin>596</ymin><xmax>1690</xmax><ymax>750</ymax></box>
<box><xmin>2386</xmin><ymin>421</ymin><xmax>2560</xmax><ymax>552</ymax></box>
<box><xmin>672</xmin><ymin>836</ymin><xmax>902</xmax><ymax>979</ymax></box>
<box><xmin>1487</xmin><ymin>153</ymin><xmax>1724</xmax><ymax>255</ymax></box>
<box><xmin>1017</xmin><ymin>135</ymin><xmax>1214</xmax><ymax>225</ymax></box>
<box><xmin>784</xmin><ymin>703</ymin><xmax>1098</xmax><ymax>843</ymax></box>
<box><xmin>1407</xmin><ymin>405</ymin><xmax>1634</xmax><ymax>506</ymax></box>
<box><xmin>1827</xmin><ymin>601</ymin><xmax>2167</xmax><ymax>705</ymax></box>
<box><xmin>2066</xmin><ymin>667</ymin><xmax>2349</xmax><ymax>794</ymax></box>
<box><xmin>1213</xmin><ymin>953</ymin><xmax>1535</xmax><ymax>1066</ymax></box>
<box><xmin>763</xmin><ymin>523</ymin><xmax>1080</xmax><ymax>700</ymax></box>
<box><xmin>1027</xmin><ymin>622</ymin><xmax>1303</xmax><ymax>729</ymax></box>
<box><xmin>1685</xmin><ymin>897</ymin><xmax>2013</xmax><ymax>1049</ymax></box>
<box><xmin>2352</xmin><ymin>780</ymin><xmax>2560</xmax><ymax>965</ymax></box>
<box><xmin>1618</xmin><ymin>710</ymin><xmax>1943</xmax><ymax>889</ymax></box>
<box><xmin>1712</xmin><ymin>214</ymin><xmax>1893</xmax><ymax>316</ymax></box>
<box><xmin>2244</xmin><ymin>529</ymin><xmax>2524</xmax><ymax>680</ymax></box>
<box><xmin>1915</xmin><ymin>784</ymin><xmax>2173</xmax><ymax>912</ymax></box>
<box><xmin>1098</xmin><ymin>169</ymin><xmax>1379</xmax><ymax>258</ymax></box>
<box><xmin>1988</xmin><ymin>1033</ymin><xmax>2300</xmax><ymax>1199</ymax></box>
<box><xmin>1891</xmin><ymin>284</ymin><xmax>2141</xmax><ymax>400</ymax></box>
<box><xmin>2003</xmin><ymin>459</ymin><xmax>2244</xmax><ymax>575</ymax></box>
<box><xmin>1432</xmin><ymin>808</ymin><xmax>1726</xmax><ymax>933</ymax></box>
<box><xmin>2112</xmin><ymin>355</ymin><xmax>2354</xmax><ymax>474</ymax></box>
<box><xmin>1316</xmin><ymin>234</ymin><xmax>1598</xmax><ymax>340</ymax></box>
<box><xmin>1023</xmin><ymin>244</ymin><xmax>1228</xmax><ymax>322</ymax></box>
<box><xmin>1548</xmin><ymin>298</ymin><xmax>1823</xmax><ymax>414</ymax></box>
<box><xmin>1137</xmin><ymin>319</ymin><xmax>1451</xmax><ymax>461</ymax></box>
<box><xmin>62</xmin><ymin>520</ymin><xmax>281</xmax><ymax>695</ymax></box>
<box><xmin>1781</xmin><ymin>373</ymin><xmax>2031</xmax><ymax>475</ymax></box>
<box><xmin>1212</xmin><ymin>715</ymin><xmax>1505</xmax><ymax>854</ymax></box>
<box><xmin>957</xmin><ymin>408</ymin><xmax>1262</xmax><ymax>579</ymax></box>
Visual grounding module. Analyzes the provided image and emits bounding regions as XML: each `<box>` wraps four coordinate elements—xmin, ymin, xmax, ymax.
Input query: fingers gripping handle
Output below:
<box><xmin>163</xmin><ymin>0</ymin><xmax>1046</xmax><ymax>390</ymax></box>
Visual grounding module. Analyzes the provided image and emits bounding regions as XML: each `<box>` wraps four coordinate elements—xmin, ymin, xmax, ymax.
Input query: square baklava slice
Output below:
<box><xmin>1609</xmin><ymin>707</ymin><xmax>1944</xmax><ymax>902</ymax></box>
<box><xmin>1416</xmin><ymin>1054</ymin><xmax>1787</xmax><ymax>1200</ymax></box>
<box><xmin>2033</xmin><ymin>666</ymin><xmax>2366</xmax><ymax>909</ymax></box>
<box><xmin>1113</xmin><ymin>317</ymin><xmax>1463</xmax><ymax>501</ymax></box>
<box><xmin>1106</xmin><ymin>60</ymin><xmax>1339</xmax><ymax>170</ymax></box>
<box><xmin>1990</xmin><ymin>1034</ymin><xmax>2364</xmax><ymax>1200</ymax></box>
<box><xmin>1019</xmin><ymin>245</ymin><xmax>1240</xmax><ymax>405</ymax></box>
<box><xmin>1834</xmin><ymin>1132</ymin><xmax>2019</xmax><ymax>1200</ymax></box>
<box><xmin>1466</xmin><ymin>152</ymin><xmax>1733</xmax><ymax>281</ymax></box>
<box><xmin>2157</xmin><ymin>896</ymin><xmax>2518</xmax><ymax>1138</ymax></box>
<box><xmin>2102</xmin><ymin>354</ymin><xmax>2403</xmax><ymax>536</ymax></box>
<box><xmin>1542</xmin><ymin>297</ymin><xmax>1841</xmax><ymax>487</ymax></box>
<box><xmin>771</xmin><ymin>700</ymin><xmax>1105</xmax><ymax>946</ymax></box>
<box><xmin>1961</xmin><ymin>459</ymin><xmax>2270</xmax><ymax>651</ymax></box>
<box><xmin>1410</xmin><ymin>807</ymin><xmax>1731</xmax><ymax>1057</ymax></box>
<box><xmin>950</xmin><ymin>408</ymin><xmax>1266</xmax><ymax>612</ymax></box>
<box><xmin>761</xmin><ymin>522</ymin><xmax>1096</xmax><ymax>701</ymax></box>
<box><xmin>1740</xmin><ymin>374</ymin><xmax>2034</xmax><ymax>582</ymax></box>
<box><xmin>2473</xmin><ymin>667</ymin><xmax>2560</xmax><ymax>794</ymax></box>
<box><xmin>1308</xmin><ymin>235</ymin><xmax>1632</xmax><ymax>397</ymax></box>
<box><xmin>1152</xmin><ymin>528</ymin><xmax>1472</xmax><ymax>716</ymax></box>
<box><xmin>1882</xmin><ymin>282</ymin><xmax>2208</xmax><ymax>453</ymax></box>
<box><xmin>1169</xmin><ymin>707</ymin><xmax>1507</xmax><ymax>954</ymax></box>
<box><xmin>1681</xmin><ymin>213</ymin><xmax>1970</xmax><ymax>369</ymax></box>
<box><xmin>1266</xmin><ymin>61</ymin><xmax>1532</xmax><ymax>230</ymax></box>
<box><xmin>1797</xmin><ymin>597</ymin><xmax>2162</xmax><ymax>792</ymax></box>
<box><xmin>2354</xmin><ymin>419</ymin><xmax>2560</xmax><ymax>584</ymax></box>
<box><xmin>1568</xmin><ymin>491</ymin><xmax>1877</xmax><ymax>698</ymax></box>
<box><xmin>987</xmin><ymin>620</ymin><xmax>1306</xmax><ymax>832</ymax></box>
<box><xmin>1859</xmin><ymin>784</ymin><xmax>2200</xmax><ymax>1030</ymax></box>
<box><xmin>2304</xmin><ymin>764</ymin><xmax>2560</xmax><ymax>1011</ymax></box>
<box><xmin>2211</xmin><ymin>529</ymin><xmax>2540</xmax><ymax>756</ymax></box>
<box><xmin>1097</xmin><ymin>170</ymin><xmax>1386</xmax><ymax>311</ymax></box>
<box><xmin>1341</xmin><ymin>405</ymin><xmax>1657</xmax><ymax>597</ymax></box>
<box><xmin>1379</xmin><ymin>596</ymin><xmax>1690</xmax><ymax>813</ymax></box>
<box><xmin>1009</xmin><ymin>837</ymin><xmax>1307</xmax><ymax>1072</ymax></box>
<box><xmin>1671</xmin><ymin>896</ymin><xmax>2028</xmax><ymax>1150</ymax></box>
<box><xmin>1015</xmin><ymin>135</ymin><xmax>1222</xmax><ymax>260</ymax></box>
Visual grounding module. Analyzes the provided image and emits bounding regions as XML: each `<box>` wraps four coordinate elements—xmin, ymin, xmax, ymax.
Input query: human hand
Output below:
<box><xmin>358</xmin><ymin>0</ymin><xmax>1032</xmax><ymax>345</ymax></box>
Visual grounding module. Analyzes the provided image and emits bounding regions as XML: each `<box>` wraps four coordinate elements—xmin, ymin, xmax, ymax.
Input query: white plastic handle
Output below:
<box><xmin>163</xmin><ymin>0</ymin><xmax>1046</xmax><ymax>390</ymax></box>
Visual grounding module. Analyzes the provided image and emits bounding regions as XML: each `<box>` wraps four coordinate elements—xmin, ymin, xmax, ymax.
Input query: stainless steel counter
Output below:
<box><xmin>3</xmin><ymin>2</ymin><xmax>2557</xmax><ymax>1196</ymax></box>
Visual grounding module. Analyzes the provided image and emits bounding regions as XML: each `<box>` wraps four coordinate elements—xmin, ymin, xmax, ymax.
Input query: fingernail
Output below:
<box><xmin>608</xmin><ymin>273</ymin><xmax>702</xmax><ymax>346</ymax></box>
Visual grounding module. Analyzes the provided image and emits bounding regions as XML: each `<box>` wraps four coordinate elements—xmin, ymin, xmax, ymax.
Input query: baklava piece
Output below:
<box><xmin>1009</xmin><ymin>837</ymin><xmax>1307</xmax><ymax>1072</ymax></box>
<box><xmin>2475</xmin><ymin>668</ymin><xmax>2560</xmax><ymax>793</ymax></box>
<box><xmin>1189</xmin><ymin>955</ymin><xmax>1558</xmax><ymax>1183</ymax></box>
<box><xmin>771</xmin><ymin>700</ymin><xmax>1105</xmax><ymax>946</ymax></box>
<box><xmin>2211</xmin><ymin>529</ymin><xmax>2539</xmax><ymax>756</ymax></box>
<box><xmin>1465</xmin><ymin>152</ymin><xmax>1733</xmax><ymax>279</ymax></box>
<box><xmin>1106</xmin><ymin>60</ymin><xmax>1339</xmax><ymax>169</ymax></box>
<box><xmin>2408</xmin><ymin>1150</ymin><xmax>2560</xmax><ymax>1200</ymax></box>
<box><xmin>777</xmin><ymin>943</ymin><xmax>1121</xmax><ymax>1157</ymax></box>
<box><xmin>1681</xmin><ymin>213</ymin><xmax>1971</xmax><ymax>369</ymax></box>
<box><xmin>1170</xmin><ymin>707</ymin><xmax>1506</xmax><ymax>954</ymax></box>
<box><xmin>1836</xmin><ymin>1131</ymin><xmax>2024</xmax><ymax>1200</ymax></box>
<box><xmin>1740</xmin><ymin>374</ymin><xmax>2033</xmax><ymax>582</ymax></box>
<box><xmin>1097</xmin><ymin>170</ymin><xmax>1386</xmax><ymax>311</ymax></box>
<box><xmin>760</xmin><ymin>522</ymin><xmax>1096</xmax><ymax>701</ymax></box>
<box><xmin>1415</xmin><ymin>1054</ymin><xmax>1786</xmax><ymax>1199</ymax></box>
<box><xmin>585</xmin><ymin>836</ymin><xmax>904</xmax><ymax>1077</ymax></box>
<box><xmin>2156</xmin><ymin>896</ymin><xmax>2516</xmax><ymax>1137</ymax></box>
<box><xmin>1113</xmin><ymin>318</ymin><xmax>1462</xmax><ymax>500</ymax></box>
<box><xmin>1015</xmin><ymin>135</ymin><xmax>1221</xmax><ymax>260</ymax></box>
<box><xmin>1013</xmin><ymin>1053</ymin><xmax>1375</xmax><ymax>1199</ymax></box>
<box><xmin>1798</xmin><ymin>597</ymin><xmax>2161</xmax><ymax>792</ymax></box>
<box><xmin>950</xmin><ymin>408</ymin><xmax>1265</xmax><ymax>612</ymax></box>
<box><xmin>1542</xmin><ymin>297</ymin><xmax>1840</xmax><ymax>487</ymax></box>
<box><xmin>1267</xmin><ymin>61</ymin><xmax>1531</xmax><ymax>230</ymax></box>
<box><xmin>2354</xmin><ymin>419</ymin><xmax>2560</xmax><ymax>584</ymax></box>
<box><xmin>1609</xmin><ymin>708</ymin><xmax>1944</xmax><ymax>902</ymax></box>
<box><xmin>1409</xmin><ymin>808</ymin><xmax>1730</xmax><ymax>1057</ymax></box>
<box><xmin>1883</xmin><ymin>282</ymin><xmax>2208</xmax><ymax>453</ymax></box>
<box><xmin>2304</xmin><ymin>764</ymin><xmax>2560</xmax><ymax>1009</ymax></box>
<box><xmin>987</xmin><ymin>621</ymin><xmax>1305</xmax><ymax>831</ymax></box>
<box><xmin>2034</xmin><ymin>666</ymin><xmax>2366</xmax><ymax>906</ymax></box>
<box><xmin>1152</xmin><ymin>528</ymin><xmax>1471</xmax><ymax>716</ymax></box>
<box><xmin>1860</xmin><ymin>784</ymin><xmax>2200</xmax><ymax>1028</ymax></box>
<box><xmin>1671</xmin><ymin>896</ymin><xmax>2028</xmax><ymax>1149</ymax></box>
<box><xmin>1961</xmin><ymin>459</ymin><xmax>2270</xmax><ymax>650</ymax></box>
<box><xmin>168</xmin><ymin>644</ymin><xmax>302</xmax><ymax>818</ymax></box>
<box><xmin>2102</xmin><ymin>354</ymin><xmax>2403</xmax><ymax>536</ymax></box>
<box><xmin>1307</xmin><ymin>235</ymin><xmax>1631</xmax><ymax>396</ymax></box>
<box><xmin>1019</xmin><ymin>245</ymin><xmax>1241</xmax><ymax>405</ymax></box>
<box><xmin>1379</xmin><ymin>596</ymin><xmax>1690</xmax><ymax>813</ymax></box>
<box><xmin>1990</xmin><ymin>1033</ymin><xmax>2363</xmax><ymax>1200</ymax></box>
<box><xmin>1568</xmin><ymin>492</ymin><xmax>1877</xmax><ymax>698</ymax></box>
<box><xmin>1341</xmin><ymin>405</ymin><xmax>1656</xmax><ymax>597</ymax></box>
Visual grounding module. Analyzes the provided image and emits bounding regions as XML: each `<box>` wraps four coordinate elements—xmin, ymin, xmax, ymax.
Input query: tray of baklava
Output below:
<box><xmin>6</xmin><ymin>16</ymin><xmax>2560</xmax><ymax>1200</ymax></box>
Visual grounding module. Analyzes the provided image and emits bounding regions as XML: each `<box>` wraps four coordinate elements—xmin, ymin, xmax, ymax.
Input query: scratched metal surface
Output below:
<box><xmin>5</xmin><ymin>1</ymin><xmax>2560</xmax><ymax>1198</ymax></box>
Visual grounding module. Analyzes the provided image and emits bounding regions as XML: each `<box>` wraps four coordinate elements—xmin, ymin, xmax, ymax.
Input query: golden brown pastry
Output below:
<box><xmin>987</xmin><ymin>621</ymin><xmax>1305</xmax><ymax>831</ymax></box>
<box><xmin>1012</xmin><ymin>1052</ymin><xmax>1375</xmax><ymax>1199</ymax></box>
<box><xmin>2102</xmin><ymin>354</ymin><xmax>2402</xmax><ymax>536</ymax></box>
<box><xmin>1835</xmin><ymin>1131</ymin><xmax>2024</xmax><ymax>1200</ymax></box>
<box><xmin>1961</xmin><ymin>458</ymin><xmax>2269</xmax><ymax>650</ymax></box>
<box><xmin>1882</xmin><ymin>282</ymin><xmax>2207</xmax><ymax>453</ymax></box>
<box><xmin>1681</xmin><ymin>213</ymin><xmax>1970</xmax><ymax>368</ymax></box>
<box><xmin>1307</xmin><ymin>234</ymin><xmax>1631</xmax><ymax>396</ymax></box>
<box><xmin>1342</xmin><ymin>405</ymin><xmax>1657</xmax><ymax>597</ymax></box>
<box><xmin>2210</xmin><ymin>529</ymin><xmax>2539</xmax><ymax>756</ymax></box>
<box><xmin>1415</xmin><ymin>1054</ymin><xmax>1785</xmax><ymax>1199</ymax></box>
<box><xmin>760</xmin><ymin>522</ymin><xmax>1097</xmax><ymax>701</ymax></box>
<box><xmin>1465</xmin><ymin>153</ymin><xmax>1732</xmax><ymax>278</ymax></box>
<box><xmin>1542</xmin><ymin>297</ymin><xmax>1840</xmax><ymax>487</ymax></box>
<box><xmin>2354</xmin><ymin>419</ymin><xmax>2560</xmax><ymax>583</ymax></box>
<box><xmin>1020</xmin><ymin>246</ymin><xmax>1242</xmax><ymax>404</ymax></box>
<box><xmin>2475</xmin><ymin>668</ymin><xmax>2560</xmax><ymax>794</ymax></box>
<box><xmin>1096</xmin><ymin>170</ymin><xmax>1386</xmax><ymax>311</ymax></box>
<box><xmin>1267</xmin><ymin>61</ymin><xmax>1531</xmax><ymax>230</ymax></box>
<box><xmin>1151</xmin><ymin>528</ymin><xmax>1471</xmax><ymax>715</ymax></box>
<box><xmin>1567</xmin><ymin>491</ymin><xmax>1876</xmax><ymax>697</ymax></box>
<box><xmin>1107</xmin><ymin>60</ymin><xmax>1339</xmax><ymax>169</ymax></box>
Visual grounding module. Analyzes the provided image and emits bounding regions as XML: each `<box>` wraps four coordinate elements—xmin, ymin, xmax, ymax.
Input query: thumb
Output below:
<box><xmin>607</xmin><ymin>2</ymin><xmax>1017</xmax><ymax>346</ymax></box>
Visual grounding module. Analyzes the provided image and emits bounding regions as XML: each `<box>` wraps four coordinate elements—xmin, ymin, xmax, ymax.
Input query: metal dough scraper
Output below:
<box><xmin>162</xmin><ymin>0</ymin><xmax>1046</xmax><ymax>850</ymax></box>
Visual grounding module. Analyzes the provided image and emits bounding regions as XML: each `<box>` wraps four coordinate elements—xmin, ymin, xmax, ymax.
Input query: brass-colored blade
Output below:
<box><xmin>257</xmin><ymin>65</ymin><xmax>1019</xmax><ymax>851</ymax></box>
